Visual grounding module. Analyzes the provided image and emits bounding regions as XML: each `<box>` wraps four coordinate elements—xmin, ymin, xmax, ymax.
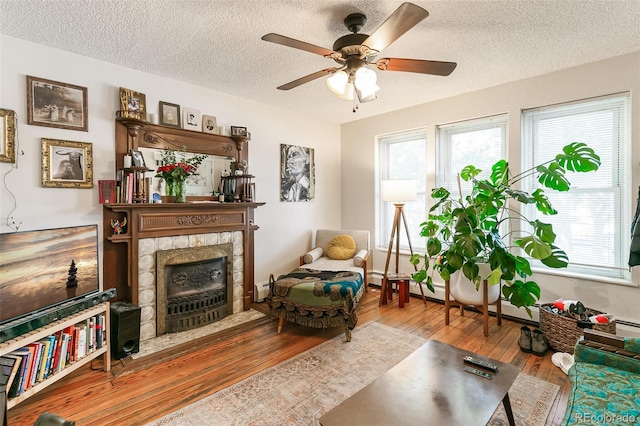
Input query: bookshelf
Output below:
<box><xmin>0</xmin><ymin>302</ymin><xmax>110</xmax><ymax>409</ymax></box>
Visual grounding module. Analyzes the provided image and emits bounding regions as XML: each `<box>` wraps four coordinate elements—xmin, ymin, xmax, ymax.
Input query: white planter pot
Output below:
<box><xmin>449</xmin><ymin>264</ymin><xmax>501</xmax><ymax>306</ymax></box>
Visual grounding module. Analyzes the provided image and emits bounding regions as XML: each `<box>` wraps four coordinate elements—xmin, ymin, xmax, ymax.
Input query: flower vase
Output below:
<box><xmin>174</xmin><ymin>180</ymin><xmax>188</xmax><ymax>203</ymax></box>
<box><xmin>165</xmin><ymin>180</ymin><xmax>176</xmax><ymax>197</ymax></box>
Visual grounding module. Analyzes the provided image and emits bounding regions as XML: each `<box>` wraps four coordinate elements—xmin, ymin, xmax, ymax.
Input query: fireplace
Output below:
<box><xmin>137</xmin><ymin>231</ymin><xmax>245</xmax><ymax>340</ymax></box>
<box><xmin>156</xmin><ymin>244</ymin><xmax>233</xmax><ymax>335</ymax></box>
<box><xmin>102</xmin><ymin>202</ymin><xmax>264</xmax><ymax>342</ymax></box>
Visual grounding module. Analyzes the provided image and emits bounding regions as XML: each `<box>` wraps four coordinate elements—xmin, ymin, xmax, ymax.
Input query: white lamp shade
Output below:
<box><xmin>355</xmin><ymin>67</ymin><xmax>380</xmax><ymax>99</ymax></box>
<box><xmin>326</xmin><ymin>71</ymin><xmax>349</xmax><ymax>95</ymax></box>
<box><xmin>381</xmin><ymin>179</ymin><xmax>417</xmax><ymax>203</ymax></box>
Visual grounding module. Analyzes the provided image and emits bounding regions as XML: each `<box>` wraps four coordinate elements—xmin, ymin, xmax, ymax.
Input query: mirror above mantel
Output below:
<box><xmin>115</xmin><ymin>118</ymin><xmax>251</xmax><ymax>200</ymax></box>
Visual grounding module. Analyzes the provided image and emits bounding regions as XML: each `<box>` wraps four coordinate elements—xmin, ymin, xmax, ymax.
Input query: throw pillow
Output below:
<box><xmin>327</xmin><ymin>234</ymin><xmax>356</xmax><ymax>260</ymax></box>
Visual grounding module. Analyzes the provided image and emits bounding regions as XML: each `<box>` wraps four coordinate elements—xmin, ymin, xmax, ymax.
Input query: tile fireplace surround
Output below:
<box><xmin>102</xmin><ymin>202</ymin><xmax>264</xmax><ymax>341</ymax></box>
<box><xmin>138</xmin><ymin>231</ymin><xmax>243</xmax><ymax>341</ymax></box>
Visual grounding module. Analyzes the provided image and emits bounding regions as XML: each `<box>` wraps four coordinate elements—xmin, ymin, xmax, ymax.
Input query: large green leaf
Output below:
<box><xmin>462</xmin><ymin>262</ymin><xmax>479</xmax><ymax>281</ymax></box>
<box><xmin>515</xmin><ymin>235</ymin><xmax>553</xmax><ymax>259</ymax></box>
<box><xmin>505</xmin><ymin>188</ymin><xmax>534</xmax><ymax>204</ymax></box>
<box><xmin>556</xmin><ymin>142</ymin><xmax>601</xmax><ymax>172</ymax></box>
<box><xmin>540</xmin><ymin>244</ymin><xmax>569</xmax><ymax>268</ymax></box>
<box><xmin>426</xmin><ymin>237</ymin><xmax>442</xmax><ymax>257</ymax></box>
<box><xmin>460</xmin><ymin>165</ymin><xmax>482</xmax><ymax>182</ymax></box>
<box><xmin>487</xmin><ymin>267</ymin><xmax>503</xmax><ymax>286</ymax></box>
<box><xmin>531</xmin><ymin>189</ymin><xmax>557</xmax><ymax>215</ymax></box>
<box><xmin>490</xmin><ymin>159</ymin><xmax>509</xmax><ymax>186</ymax></box>
<box><xmin>502</xmin><ymin>280</ymin><xmax>540</xmax><ymax>313</ymax></box>
<box><xmin>537</xmin><ymin>161</ymin><xmax>570</xmax><ymax>191</ymax></box>
<box><xmin>513</xmin><ymin>255</ymin><xmax>532</xmax><ymax>278</ymax></box>
<box><xmin>532</xmin><ymin>220</ymin><xmax>556</xmax><ymax>244</ymax></box>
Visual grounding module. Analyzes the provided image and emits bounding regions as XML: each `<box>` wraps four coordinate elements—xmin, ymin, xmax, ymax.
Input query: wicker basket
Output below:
<box><xmin>539</xmin><ymin>303</ymin><xmax>616</xmax><ymax>354</ymax></box>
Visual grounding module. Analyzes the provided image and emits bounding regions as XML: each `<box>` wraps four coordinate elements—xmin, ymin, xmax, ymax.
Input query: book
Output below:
<box><xmin>0</xmin><ymin>355</ymin><xmax>18</xmax><ymax>387</ymax></box>
<box><xmin>37</xmin><ymin>338</ymin><xmax>52</xmax><ymax>382</ymax></box>
<box><xmin>98</xmin><ymin>179</ymin><xmax>117</xmax><ymax>203</ymax></box>
<box><xmin>23</xmin><ymin>344</ymin><xmax>38</xmax><ymax>390</ymax></box>
<box><xmin>2</xmin><ymin>354</ymin><xmax>22</xmax><ymax>396</ymax></box>
<box><xmin>9</xmin><ymin>347</ymin><xmax>31</xmax><ymax>395</ymax></box>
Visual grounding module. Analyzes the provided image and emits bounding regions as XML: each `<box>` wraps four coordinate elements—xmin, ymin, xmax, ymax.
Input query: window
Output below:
<box><xmin>521</xmin><ymin>93</ymin><xmax>631</xmax><ymax>281</ymax></box>
<box><xmin>377</xmin><ymin>130</ymin><xmax>427</xmax><ymax>252</ymax></box>
<box><xmin>436</xmin><ymin>115</ymin><xmax>508</xmax><ymax>198</ymax></box>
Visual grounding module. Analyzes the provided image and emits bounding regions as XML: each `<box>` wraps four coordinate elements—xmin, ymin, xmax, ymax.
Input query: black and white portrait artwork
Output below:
<box><xmin>52</xmin><ymin>148</ymin><xmax>84</xmax><ymax>181</ymax></box>
<box><xmin>280</xmin><ymin>144</ymin><xmax>315</xmax><ymax>202</ymax></box>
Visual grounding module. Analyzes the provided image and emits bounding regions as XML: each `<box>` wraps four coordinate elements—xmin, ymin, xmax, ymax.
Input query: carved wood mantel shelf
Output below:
<box><xmin>103</xmin><ymin>201</ymin><xmax>265</xmax><ymax>311</ymax></box>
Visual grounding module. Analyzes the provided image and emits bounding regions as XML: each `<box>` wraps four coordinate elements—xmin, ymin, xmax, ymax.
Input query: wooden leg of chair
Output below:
<box><xmin>483</xmin><ymin>279</ymin><xmax>489</xmax><ymax>337</ymax></box>
<box><xmin>277</xmin><ymin>314</ymin><xmax>285</xmax><ymax>335</ymax></box>
<box><xmin>444</xmin><ymin>280</ymin><xmax>451</xmax><ymax>325</ymax></box>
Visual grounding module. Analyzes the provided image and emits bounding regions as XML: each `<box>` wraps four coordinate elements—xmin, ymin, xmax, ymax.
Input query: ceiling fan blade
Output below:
<box><xmin>361</xmin><ymin>2</ymin><xmax>429</xmax><ymax>55</ymax></box>
<box><xmin>376</xmin><ymin>58</ymin><xmax>457</xmax><ymax>76</ymax></box>
<box><xmin>277</xmin><ymin>68</ymin><xmax>340</xmax><ymax>90</ymax></box>
<box><xmin>262</xmin><ymin>33</ymin><xmax>335</xmax><ymax>57</ymax></box>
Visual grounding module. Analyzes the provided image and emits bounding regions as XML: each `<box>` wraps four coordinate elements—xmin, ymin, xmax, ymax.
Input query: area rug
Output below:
<box><xmin>147</xmin><ymin>321</ymin><xmax>559</xmax><ymax>426</ymax></box>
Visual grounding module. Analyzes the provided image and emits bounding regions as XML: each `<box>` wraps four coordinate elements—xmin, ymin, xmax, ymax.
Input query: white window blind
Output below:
<box><xmin>521</xmin><ymin>93</ymin><xmax>631</xmax><ymax>281</ymax></box>
<box><xmin>436</xmin><ymin>115</ymin><xmax>508</xmax><ymax>197</ymax></box>
<box><xmin>377</xmin><ymin>130</ymin><xmax>427</xmax><ymax>251</ymax></box>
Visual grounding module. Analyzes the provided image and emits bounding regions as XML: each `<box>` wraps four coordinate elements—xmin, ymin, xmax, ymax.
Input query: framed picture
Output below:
<box><xmin>280</xmin><ymin>143</ymin><xmax>315</xmax><ymax>202</ymax></box>
<box><xmin>231</xmin><ymin>126</ymin><xmax>247</xmax><ymax>137</ymax></box>
<box><xmin>41</xmin><ymin>138</ymin><xmax>93</xmax><ymax>188</ymax></box>
<box><xmin>0</xmin><ymin>109</ymin><xmax>16</xmax><ymax>163</ymax></box>
<box><xmin>202</xmin><ymin>115</ymin><xmax>217</xmax><ymax>134</ymax></box>
<box><xmin>159</xmin><ymin>101</ymin><xmax>181</xmax><ymax>128</ymax></box>
<box><xmin>119</xmin><ymin>87</ymin><xmax>146</xmax><ymax>120</ymax></box>
<box><xmin>183</xmin><ymin>107</ymin><xmax>201</xmax><ymax>132</ymax></box>
<box><xmin>130</xmin><ymin>149</ymin><xmax>147</xmax><ymax>168</ymax></box>
<box><xmin>27</xmin><ymin>76</ymin><xmax>88</xmax><ymax>131</ymax></box>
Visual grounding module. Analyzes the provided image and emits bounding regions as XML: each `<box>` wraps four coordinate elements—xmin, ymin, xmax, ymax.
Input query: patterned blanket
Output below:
<box><xmin>268</xmin><ymin>268</ymin><xmax>364</xmax><ymax>335</ymax></box>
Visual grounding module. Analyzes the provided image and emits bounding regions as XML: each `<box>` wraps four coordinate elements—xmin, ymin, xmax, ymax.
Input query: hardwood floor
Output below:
<box><xmin>7</xmin><ymin>287</ymin><xmax>571</xmax><ymax>425</ymax></box>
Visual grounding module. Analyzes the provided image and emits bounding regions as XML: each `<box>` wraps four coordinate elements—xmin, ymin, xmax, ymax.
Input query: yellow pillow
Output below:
<box><xmin>327</xmin><ymin>234</ymin><xmax>357</xmax><ymax>260</ymax></box>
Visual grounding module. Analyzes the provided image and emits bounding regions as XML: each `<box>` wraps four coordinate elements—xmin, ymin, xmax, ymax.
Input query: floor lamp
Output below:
<box><xmin>380</xmin><ymin>179</ymin><xmax>425</xmax><ymax>306</ymax></box>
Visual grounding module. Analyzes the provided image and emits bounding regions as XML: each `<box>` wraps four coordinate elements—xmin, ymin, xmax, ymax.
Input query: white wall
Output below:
<box><xmin>0</xmin><ymin>35</ymin><xmax>342</xmax><ymax>288</ymax></box>
<box><xmin>342</xmin><ymin>52</ymin><xmax>640</xmax><ymax>329</ymax></box>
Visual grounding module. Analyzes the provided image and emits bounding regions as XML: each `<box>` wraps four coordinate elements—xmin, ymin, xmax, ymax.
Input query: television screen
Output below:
<box><xmin>0</xmin><ymin>224</ymin><xmax>100</xmax><ymax>325</ymax></box>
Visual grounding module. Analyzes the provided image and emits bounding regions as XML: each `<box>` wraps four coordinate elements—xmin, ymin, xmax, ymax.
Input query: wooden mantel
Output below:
<box><xmin>102</xmin><ymin>202</ymin><xmax>264</xmax><ymax>311</ymax></box>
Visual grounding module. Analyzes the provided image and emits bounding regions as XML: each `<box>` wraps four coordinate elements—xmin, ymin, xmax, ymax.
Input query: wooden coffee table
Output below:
<box><xmin>319</xmin><ymin>340</ymin><xmax>519</xmax><ymax>426</ymax></box>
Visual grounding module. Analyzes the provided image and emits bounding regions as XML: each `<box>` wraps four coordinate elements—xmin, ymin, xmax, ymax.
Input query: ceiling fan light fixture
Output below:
<box><xmin>326</xmin><ymin>70</ymin><xmax>349</xmax><ymax>96</ymax></box>
<box><xmin>337</xmin><ymin>82</ymin><xmax>355</xmax><ymax>100</ymax></box>
<box><xmin>354</xmin><ymin>67</ymin><xmax>380</xmax><ymax>99</ymax></box>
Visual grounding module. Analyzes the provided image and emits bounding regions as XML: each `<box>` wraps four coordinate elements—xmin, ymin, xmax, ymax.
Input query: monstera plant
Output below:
<box><xmin>410</xmin><ymin>142</ymin><xmax>601</xmax><ymax>316</ymax></box>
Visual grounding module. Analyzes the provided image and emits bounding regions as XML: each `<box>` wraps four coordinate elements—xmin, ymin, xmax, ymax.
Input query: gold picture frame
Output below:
<box><xmin>0</xmin><ymin>109</ymin><xmax>16</xmax><ymax>163</ymax></box>
<box><xmin>27</xmin><ymin>76</ymin><xmax>88</xmax><ymax>131</ymax></box>
<box><xmin>119</xmin><ymin>87</ymin><xmax>146</xmax><ymax>120</ymax></box>
<box><xmin>41</xmin><ymin>138</ymin><xmax>93</xmax><ymax>188</ymax></box>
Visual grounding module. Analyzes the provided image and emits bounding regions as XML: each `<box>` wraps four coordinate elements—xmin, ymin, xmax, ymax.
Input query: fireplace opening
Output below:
<box><xmin>156</xmin><ymin>244</ymin><xmax>234</xmax><ymax>336</ymax></box>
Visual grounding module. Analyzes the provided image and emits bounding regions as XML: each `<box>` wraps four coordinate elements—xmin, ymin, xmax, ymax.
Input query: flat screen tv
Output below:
<box><xmin>0</xmin><ymin>224</ymin><xmax>100</xmax><ymax>325</ymax></box>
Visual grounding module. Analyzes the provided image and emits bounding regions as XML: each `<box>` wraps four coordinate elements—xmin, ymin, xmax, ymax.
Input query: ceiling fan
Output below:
<box><xmin>261</xmin><ymin>2</ymin><xmax>457</xmax><ymax>111</ymax></box>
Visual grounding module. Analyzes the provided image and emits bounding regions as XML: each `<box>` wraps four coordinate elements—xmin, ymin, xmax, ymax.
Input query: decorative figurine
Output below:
<box><xmin>110</xmin><ymin>217</ymin><xmax>127</xmax><ymax>235</ymax></box>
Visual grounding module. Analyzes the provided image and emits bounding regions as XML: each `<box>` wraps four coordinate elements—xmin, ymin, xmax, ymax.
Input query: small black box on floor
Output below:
<box><xmin>110</xmin><ymin>301</ymin><xmax>141</xmax><ymax>359</ymax></box>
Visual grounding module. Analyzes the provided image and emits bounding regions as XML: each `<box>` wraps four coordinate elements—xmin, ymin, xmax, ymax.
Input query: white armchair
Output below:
<box><xmin>299</xmin><ymin>229</ymin><xmax>371</xmax><ymax>286</ymax></box>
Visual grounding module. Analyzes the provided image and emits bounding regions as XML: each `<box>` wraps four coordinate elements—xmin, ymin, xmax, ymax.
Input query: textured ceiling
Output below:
<box><xmin>1</xmin><ymin>0</ymin><xmax>639</xmax><ymax>124</ymax></box>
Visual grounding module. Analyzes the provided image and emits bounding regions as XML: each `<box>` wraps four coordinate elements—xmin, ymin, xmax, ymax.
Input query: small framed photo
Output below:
<box><xmin>183</xmin><ymin>107</ymin><xmax>201</xmax><ymax>131</ymax></box>
<box><xmin>27</xmin><ymin>76</ymin><xmax>88</xmax><ymax>131</ymax></box>
<box><xmin>130</xmin><ymin>149</ymin><xmax>147</xmax><ymax>168</ymax></box>
<box><xmin>0</xmin><ymin>109</ymin><xmax>16</xmax><ymax>163</ymax></box>
<box><xmin>119</xmin><ymin>87</ymin><xmax>146</xmax><ymax>120</ymax></box>
<box><xmin>41</xmin><ymin>138</ymin><xmax>93</xmax><ymax>188</ymax></box>
<box><xmin>202</xmin><ymin>115</ymin><xmax>217</xmax><ymax>134</ymax></box>
<box><xmin>231</xmin><ymin>126</ymin><xmax>247</xmax><ymax>137</ymax></box>
<box><xmin>159</xmin><ymin>101</ymin><xmax>181</xmax><ymax>128</ymax></box>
